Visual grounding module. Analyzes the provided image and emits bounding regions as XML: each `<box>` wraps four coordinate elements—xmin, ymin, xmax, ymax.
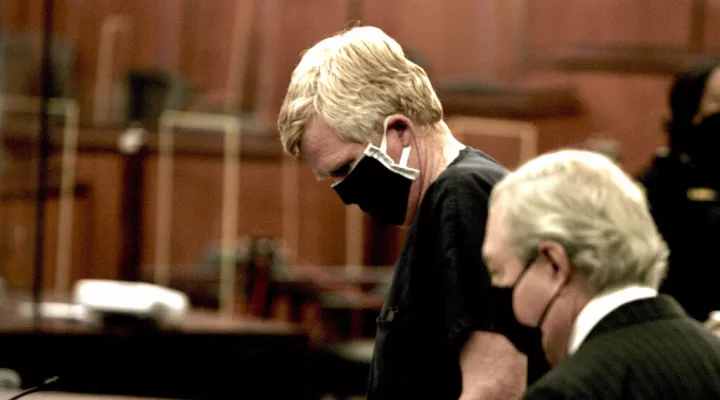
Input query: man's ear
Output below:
<box><xmin>538</xmin><ymin>240</ymin><xmax>572</xmax><ymax>284</ymax></box>
<box><xmin>384</xmin><ymin>114</ymin><xmax>415</xmax><ymax>147</ymax></box>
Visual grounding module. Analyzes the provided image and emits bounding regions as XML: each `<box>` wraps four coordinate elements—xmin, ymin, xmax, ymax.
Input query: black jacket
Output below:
<box><xmin>525</xmin><ymin>296</ymin><xmax>720</xmax><ymax>399</ymax></box>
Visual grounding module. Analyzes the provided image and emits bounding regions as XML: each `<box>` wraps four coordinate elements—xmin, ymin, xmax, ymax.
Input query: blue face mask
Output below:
<box><xmin>332</xmin><ymin>118</ymin><xmax>420</xmax><ymax>225</ymax></box>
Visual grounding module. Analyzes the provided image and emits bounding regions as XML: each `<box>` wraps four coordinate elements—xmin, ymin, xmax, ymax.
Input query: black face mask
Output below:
<box><xmin>332</xmin><ymin>129</ymin><xmax>419</xmax><ymax>225</ymax></box>
<box><xmin>491</xmin><ymin>256</ymin><xmax>564</xmax><ymax>356</ymax></box>
<box><xmin>490</xmin><ymin>285</ymin><xmax>544</xmax><ymax>357</ymax></box>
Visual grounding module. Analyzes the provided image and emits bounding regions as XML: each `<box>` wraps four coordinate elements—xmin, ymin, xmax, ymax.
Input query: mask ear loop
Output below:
<box><xmin>399</xmin><ymin>146</ymin><xmax>412</xmax><ymax>167</ymax></box>
<box><xmin>380</xmin><ymin>117</ymin><xmax>390</xmax><ymax>153</ymax></box>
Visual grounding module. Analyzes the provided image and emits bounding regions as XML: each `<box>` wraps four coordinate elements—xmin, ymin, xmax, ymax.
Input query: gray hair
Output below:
<box><xmin>490</xmin><ymin>150</ymin><xmax>668</xmax><ymax>291</ymax></box>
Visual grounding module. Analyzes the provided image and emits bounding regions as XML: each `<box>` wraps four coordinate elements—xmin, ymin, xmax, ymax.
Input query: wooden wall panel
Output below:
<box><xmin>0</xmin><ymin>191</ymin><xmax>91</xmax><ymax>290</ymax></box>
<box><xmin>522</xmin><ymin>0</ymin><xmax>696</xmax><ymax>174</ymax></box>
<box><xmin>0</xmin><ymin>149</ymin><xmax>107</xmax><ymax>291</ymax></box>
<box><xmin>516</xmin><ymin>71</ymin><xmax>671</xmax><ymax>174</ymax></box>
<box><xmin>474</xmin><ymin>0</ymin><xmax>529</xmax><ymax>80</ymax></box>
<box><xmin>41</xmin><ymin>193</ymin><xmax>92</xmax><ymax>289</ymax></box>
<box><xmin>74</xmin><ymin>154</ymin><xmax>124</xmax><ymax>280</ymax></box>
<box><xmin>0</xmin><ymin>199</ymin><xmax>38</xmax><ymax>289</ymax></box>
<box><xmin>296</xmin><ymin>162</ymin><xmax>347</xmax><ymax>266</ymax></box>
<box><xmin>361</xmin><ymin>0</ymin><xmax>487</xmax><ymax>79</ymax></box>
<box><xmin>0</xmin><ymin>151</ymin><xmax>347</xmax><ymax>289</ymax></box>
<box><xmin>139</xmin><ymin>155</ymin><xmax>346</xmax><ymax>277</ymax></box>
<box><xmin>386</xmin><ymin>0</ymin><xmax>449</xmax><ymax>76</ymax></box>
<box><xmin>0</xmin><ymin>0</ymin><xmax>28</xmax><ymax>30</ymax></box>
<box><xmin>529</xmin><ymin>0</ymin><xmax>694</xmax><ymax>49</ymax></box>
<box><xmin>3</xmin><ymin>0</ymin><xmax>716</xmax><ymax>289</ymax></box>
<box><xmin>256</xmin><ymin>0</ymin><xmax>351</xmax><ymax>126</ymax></box>
<box><xmin>141</xmin><ymin>157</ymin><xmax>226</xmax><ymax>271</ymax></box>
<box><xmin>357</xmin><ymin>0</ymin><xmax>402</xmax><ymax>38</ymax></box>
<box><xmin>2</xmin><ymin>0</ymin><xmax>254</xmax><ymax>124</ymax></box>
<box><xmin>23</xmin><ymin>0</ymin><xmax>163</xmax><ymax>125</ymax></box>
<box><xmin>704</xmin><ymin>0</ymin><xmax>720</xmax><ymax>52</ymax></box>
<box><xmin>140</xmin><ymin>157</ymin><xmax>283</xmax><ymax>271</ymax></box>
<box><xmin>179</xmin><ymin>0</ymin><xmax>256</xmax><ymax>105</ymax></box>
<box><xmin>19</xmin><ymin>0</ymin><xmax>44</xmax><ymax>30</ymax></box>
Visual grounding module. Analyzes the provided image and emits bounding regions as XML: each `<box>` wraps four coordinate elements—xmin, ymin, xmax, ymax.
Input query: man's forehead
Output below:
<box><xmin>300</xmin><ymin>117</ymin><xmax>365</xmax><ymax>178</ymax></box>
<box><xmin>300</xmin><ymin>118</ymin><xmax>337</xmax><ymax>161</ymax></box>
<box><xmin>300</xmin><ymin>118</ymin><xmax>332</xmax><ymax>153</ymax></box>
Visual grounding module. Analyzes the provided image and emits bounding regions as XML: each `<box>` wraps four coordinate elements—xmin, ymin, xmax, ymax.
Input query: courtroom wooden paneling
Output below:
<box><xmin>0</xmin><ymin>189</ymin><xmax>91</xmax><ymax>290</ymax></box>
<box><xmin>40</xmin><ymin>190</ymin><xmax>93</xmax><ymax>290</ymax></box>
<box><xmin>1</xmin><ymin>148</ymin><xmax>348</xmax><ymax>290</ymax></box>
<box><xmin>528</xmin><ymin>0</ymin><xmax>694</xmax><ymax>49</ymax></box>
<box><xmin>505</xmin><ymin>71</ymin><xmax>672</xmax><ymax>174</ymax></box>
<box><xmin>255</xmin><ymin>0</ymin><xmax>352</xmax><ymax>127</ymax></box>
<box><xmin>0</xmin><ymin>0</ymin><xmax>28</xmax><ymax>30</ymax></box>
<box><xmin>179</xmin><ymin>0</ymin><xmax>257</xmax><ymax>109</ymax></box>
<box><xmin>3</xmin><ymin>149</ymin><xmax>116</xmax><ymax>290</ymax></box>
<box><xmin>74</xmin><ymin>154</ymin><xmax>124</xmax><ymax>281</ymax></box>
<box><xmin>0</xmin><ymin>198</ymin><xmax>40</xmax><ymax>288</ymax></box>
<box><xmin>2</xmin><ymin>0</ymin><xmax>258</xmax><ymax>125</ymax></box>
<box><xmin>361</xmin><ymin>0</ymin><xmax>488</xmax><ymax>79</ymax></box>
<box><xmin>474</xmin><ymin>0</ymin><xmax>529</xmax><ymax>81</ymax></box>
<box><xmin>520</xmin><ymin>0</ymin><xmax>719</xmax><ymax>174</ymax></box>
<box><xmin>140</xmin><ymin>157</ymin><xmax>285</xmax><ymax>272</ymax></box>
<box><xmin>570</xmin><ymin>73</ymin><xmax>670</xmax><ymax>173</ymax></box>
<box><xmin>705</xmin><ymin>1</ymin><xmax>720</xmax><ymax>52</ymax></box>
<box><xmin>522</xmin><ymin>0</ymin><xmax>700</xmax><ymax>173</ymax></box>
<box><xmin>4</xmin><ymin>0</ymin><xmax>720</xmax><ymax>291</ymax></box>
<box><xmin>139</xmin><ymin>155</ymin><xmax>347</xmax><ymax>278</ymax></box>
<box><xmin>2</xmin><ymin>0</ymin><xmax>157</xmax><ymax>125</ymax></box>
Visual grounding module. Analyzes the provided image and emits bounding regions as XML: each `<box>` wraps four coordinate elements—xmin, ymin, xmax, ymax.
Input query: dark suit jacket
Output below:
<box><xmin>524</xmin><ymin>295</ymin><xmax>720</xmax><ymax>399</ymax></box>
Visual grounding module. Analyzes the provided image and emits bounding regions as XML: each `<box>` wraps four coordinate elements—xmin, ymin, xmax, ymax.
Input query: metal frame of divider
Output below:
<box><xmin>155</xmin><ymin>111</ymin><xmax>242</xmax><ymax>317</ymax></box>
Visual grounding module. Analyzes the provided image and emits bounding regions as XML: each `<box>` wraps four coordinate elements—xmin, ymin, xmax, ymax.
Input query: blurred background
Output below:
<box><xmin>0</xmin><ymin>1</ymin><xmax>719</xmax><ymax>399</ymax></box>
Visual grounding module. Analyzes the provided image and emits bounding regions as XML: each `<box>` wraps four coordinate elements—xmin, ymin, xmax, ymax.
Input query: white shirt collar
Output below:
<box><xmin>568</xmin><ymin>285</ymin><xmax>657</xmax><ymax>355</ymax></box>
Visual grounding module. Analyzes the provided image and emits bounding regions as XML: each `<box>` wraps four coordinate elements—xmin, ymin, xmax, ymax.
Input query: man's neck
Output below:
<box><xmin>544</xmin><ymin>283</ymin><xmax>591</xmax><ymax>366</ymax></box>
<box><xmin>400</xmin><ymin>125</ymin><xmax>464</xmax><ymax>225</ymax></box>
<box><xmin>417</xmin><ymin>125</ymin><xmax>465</xmax><ymax>195</ymax></box>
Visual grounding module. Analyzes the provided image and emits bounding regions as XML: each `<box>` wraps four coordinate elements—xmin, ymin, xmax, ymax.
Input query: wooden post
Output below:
<box><xmin>118</xmin><ymin>125</ymin><xmax>148</xmax><ymax>282</ymax></box>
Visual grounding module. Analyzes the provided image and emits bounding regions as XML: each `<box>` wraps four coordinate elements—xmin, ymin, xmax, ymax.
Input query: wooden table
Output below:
<box><xmin>0</xmin><ymin>306</ymin><xmax>311</xmax><ymax>400</ymax></box>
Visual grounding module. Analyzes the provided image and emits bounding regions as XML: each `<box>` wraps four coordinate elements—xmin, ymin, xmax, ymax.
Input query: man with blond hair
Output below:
<box><xmin>278</xmin><ymin>26</ymin><xmax>547</xmax><ymax>399</ymax></box>
<box><xmin>483</xmin><ymin>150</ymin><xmax>720</xmax><ymax>399</ymax></box>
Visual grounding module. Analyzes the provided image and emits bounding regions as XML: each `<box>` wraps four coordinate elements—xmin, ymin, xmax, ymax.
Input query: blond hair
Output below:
<box><xmin>490</xmin><ymin>150</ymin><xmax>669</xmax><ymax>291</ymax></box>
<box><xmin>277</xmin><ymin>26</ymin><xmax>443</xmax><ymax>156</ymax></box>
